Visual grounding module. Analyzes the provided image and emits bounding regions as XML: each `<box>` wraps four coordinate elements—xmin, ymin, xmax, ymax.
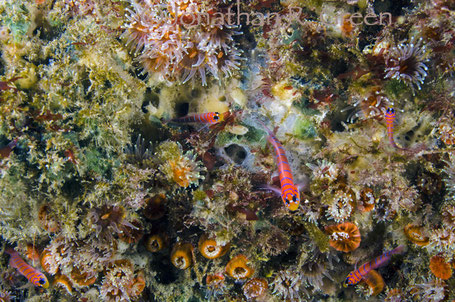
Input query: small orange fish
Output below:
<box><xmin>345</xmin><ymin>246</ymin><xmax>405</xmax><ymax>286</ymax></box>
<box><xmin>385</xmin><ymin>107</ymin><xmax>406</xmax><ymax>150</ymax></box>
<box><xmin>260</xmin><ymin>122</ymin><xmax>300</xmax><ymax>211</ymax></box>
<box><xmin>6</xmin><ymin>248</ymin><xmax>49</xmax><ymax>288</ymax></box>
<box><xmin>170</xmin><ymin>112</ymin><xmax>224</xmax><ymax>125</ymax></box>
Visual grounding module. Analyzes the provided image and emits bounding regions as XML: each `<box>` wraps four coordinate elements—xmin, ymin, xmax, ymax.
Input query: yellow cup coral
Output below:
<box><xmin>156</xmin><ymin>141</ymin><xmax>206</xmax><ymax>188</ymax></box>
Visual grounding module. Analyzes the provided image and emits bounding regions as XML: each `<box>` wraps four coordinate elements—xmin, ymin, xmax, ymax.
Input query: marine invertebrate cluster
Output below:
<box><xmin>429</xmin><ymin>255</ymin><xmax>452</xmax><ymax>280</ymax></box>
<box><xmin>404</xmin><ymin>224</ymin><xmax>430</xmax><ymax>246</ymax></box>
<box><xmin>156</xmin><ymin>141</ymin><xmax>206</xmax><ymax>188</ymax></box>
<box><xmin>198</xmin><ymin>234</ymin><xmax>229</xmax><ymax>259</ymax></box>
<box><xmin>437</xmin><ymin>116</ymin><xmax>455</xmax><ymax>146</ymax></box>
<box><xmin>205</xmin><ymin>273</ymin><xmax>226</xmax><ymax>298</ymax></box>
<box><xmin>345</xmin><ymin>87</ymin><xmax>392</xmax><ymax>122</ymax></box>
<box><xmin>143</xmin><ymin>193</ymin><xmax>167</xmax><ymax>220</ymax></box>
<box><xmin>357</xmin><ymin>187</ymin><xmax>375</xmax><ymax>212</ymax></box>
<box><xmin>384</xmin><ymin>288</ymin><xmax>406</xmax><ymax>302</ymax></box>
<box><xmin>384</xmin><ymin>38</ymin><xmax>429</xmax><ymax>91</ymax></box>
<box><xmin>53</xmin><ymin>274</ymin><xmax>73</xmax><ymax>296</ymax></box>
<box><xmin>145</xmin><ymin>233</ymin><xmax>168</xmax><ymax>252</ymax></box>
<box><xmin>325</xmin><ymin>222</ymin><xmax>361</xmax><ymax>253</ymax></box>
<box><xmin>412</xmin><ymin>278</ymin><xmax>447</xmax><ymax>302</ymax></box>
<box><xmin>271</xmin><ymin>267</ymin><xmax>305</xmax><ymax>301</ymax></box>
<box><xmin>87</xmin><ymin>205</ymin><xmax>136</xmax><ymax>242</ymax></box>
<box><xmin>324</xmin><ymin>186</ymin><xmax>356</xmax><ymax>222</ymax></box>
<box><xmin>441</xmin><ymin>204</ymin><xmax>455</xmax><ymax>228</ymax></box>
<box><xmin>225</xmin><ymin>254</ymin><xmax>254</xmax><ymax>281</ymax></box>
<box><xmin>299</xmin><ymin>255</ymin><xmax>331</xmax><ymax>291</ymax></box>
<box><xmin>256</xmin><ymin>225</ymin><xmax>290</xmax><ymax>256</ymax></box>
<box><xmin>123</xmin><ymin>0</ymin><xmax>243</xmax><ymax>85</ymax></box>
<box><xmin>242</xmin><ymin>277</ymin><xmax>268</xmax><ymax>300</ymax></box>
<box><xmin>357</xmin><ymin>269</ymin><xmax>384</xmax><ymax>297</ymax></box>
<box><xmin>100</xmin><ymin>260</ymin><xmax>145</xmax><ymax>302</ymax></box>
<box><xmin>170</xmin><ymin>242</ymin><xmax>194</xmax><ymax>269</ymax></box>
<box><xmin>37</xmin><ymin>204</ymin><xmax>61</xmax><ymax>233</ymax></box>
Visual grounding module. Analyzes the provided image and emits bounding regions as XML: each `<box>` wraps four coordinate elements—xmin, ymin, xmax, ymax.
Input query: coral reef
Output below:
<box><xmin>0</xmin><ymin>0</ymin><xmax>455</xmax><ymax>301</ymax></box>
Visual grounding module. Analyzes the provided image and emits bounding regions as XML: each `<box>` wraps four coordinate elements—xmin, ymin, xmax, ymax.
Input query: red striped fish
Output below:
<box><xmin>384</xmin><ymin>107</ymin><xmax>406</xmax><ymax>150</ymax></box>
<box><xmin>262</xmin><ymin>125</ymin><xmax>300</xmax><ymax>211</ymax></box>
<box><xmin>6</xmin><ymin>248</ymin><xmax>49</xmax><ymax>289</ymax></box>
<box><xmin>344</xmin><ymin>245</ymin><xmax>405</xmax><ymax>286</ymax></box>
<box><xmin>171</xmin><ymin>112</ymin><xmax>224</xmax><ymax>125</ymax></box>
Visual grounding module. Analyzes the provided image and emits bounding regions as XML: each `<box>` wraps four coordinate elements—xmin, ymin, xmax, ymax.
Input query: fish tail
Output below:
<box><xmin>388</xmin><ymin>134</ymin><xmax>399</xmax><ymax>148</ymax></box>
<box><xmin>257</xmin><ymin>119</ymin><xmax>275</xmax><ymax>140</ymax></box>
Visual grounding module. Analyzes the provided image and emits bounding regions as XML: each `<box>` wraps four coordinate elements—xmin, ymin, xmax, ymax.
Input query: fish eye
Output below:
<box><xmin>387</xmin><ymin>108</ymin><xmax>395</xmax><ymax>113</ymax></box>
<box><xmin>284</xmin><ymin>198</ymin><xmax>290</xmax><ymax>205</ymax></box>
<box><xmin>286</xmin><ymin>27</ymin><xmax>293</xmax><ymax>36</ymax></box>
<box><xmin>39</xmin><ymin>278</ymin><xmax>45</xmax><ymax>285</ymax></box>
<box><xmin>292</xmin><ymin>195</ymin><xmax>297</xmax><ymax>202</ymax></box>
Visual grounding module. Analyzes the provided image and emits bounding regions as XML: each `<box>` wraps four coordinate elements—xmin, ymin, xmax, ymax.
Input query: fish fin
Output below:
<box><xmin>257</xmin><ymin>119</ymin><xmax>274</xmax><ymax>137</ymax></box>
<box><xmin>199</xmin><ymin>124</ymin><xmax>210</xmax><ymax>132</ymax></box>
<box><xmin>391</xmin><ymin>245</ymin><xmax>406</xmax><ymax>255</ymax></box>
<box><xmin>296</xmin><ymin>176</ymin><xmax>310</xmax><ymax>192</ymax></box>
<box><xmin>256</xmin><ymin>184</ymin><xmax>281</xmax><ymax>196</ymax></box>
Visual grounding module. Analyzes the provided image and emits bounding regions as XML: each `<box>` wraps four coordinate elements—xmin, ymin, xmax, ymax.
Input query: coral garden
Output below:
<box><xmin>1</xmin><ymin>0</ymin><xmax>455</xmax><ymax>301</ymax></box>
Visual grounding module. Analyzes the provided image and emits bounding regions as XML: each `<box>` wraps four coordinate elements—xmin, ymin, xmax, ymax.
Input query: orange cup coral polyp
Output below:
<box><xmin>40</xmin><ymin>248</ymin><xmax>58</xmax><ymax>275</ymax></box>
<box><xmin>358</xmin><ymin>188</ymin><xmax>375</xmax><ymax>212</ymax></box>
<box><xmin>198</xmin><ymin>235</ymin><xmax>230</xmax><ymax>259</ymax></box>
<box><xmin>243</xmin><ymin>277</ymin><xmax>268</xmax><ymax>299</ymax></box>
<box><xmin>361</xmin><ymin>270</ymin><xmax>385</xmax><ymax>296</ymax></box>
<box><xmin>157</xmin><ymin>141</ymin><xmax>205</xmax><ymax>188</ymax></box>
<box><xmin>430</xmin><ymin>255</ymin><xmax>453</xmax><ymax>280</ymax></box>
<box><xmin>53</xmin><ymin>274</ymin><xmax>73</xmax><ymax>295</ymax></box>
<box><xmin>171</xmin><ymin>242</ymin><xmax>194</xmax><ymax>269</ymax></box>
<box><xmin>129</xmin><ymin>271</ymin><xmax>146</xmax><ymax>297</ymax></box>
<box><xmin>404</xmin><ymin>224</ymin><xmax>429</xmax><ymax>246</ymax></box>
<box><xmin>145</xmin><ymin>233</ymin><xmax>167</xmax><ymax>252</ymax></box>
<box><xmin>225</xmin><ymin>254</ymin><xmax>254</xmax><ymax>281</ymax></box>
<box><xmin>70</xmin><ymin>267</ymin><xmax>97</xmax><ymax>287</ymax></box>
<box><xmin>325</xmin><ymin>222</ymin><xmax>361</xmax><ymax>253</ymax></box>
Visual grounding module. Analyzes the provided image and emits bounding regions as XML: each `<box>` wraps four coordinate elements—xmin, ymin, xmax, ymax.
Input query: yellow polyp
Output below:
<box><xmin>170</xmin><ymin>160</ymin><xmax>191</xmax><ymax>187</ymax></box>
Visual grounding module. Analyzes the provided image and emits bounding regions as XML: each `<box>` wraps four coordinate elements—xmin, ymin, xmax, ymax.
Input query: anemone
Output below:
<box><xmin>384</xmin><ymin>38</ymin><xmax>429</xmax><ymax>91</ymax></box>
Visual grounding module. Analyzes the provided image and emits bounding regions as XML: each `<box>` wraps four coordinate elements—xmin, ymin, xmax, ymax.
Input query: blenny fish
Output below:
<box><xmin>6</xmin><ymin>248</ymin><xmax>49</xmax><ymax>289</ymax></box>
<box><xmin>260</xmin><ymin>122</ymin><xmax>300</xmax><ymax>211</ymax></box>
<box><xmin>344</xmin><ymin>245</ymin><xmax>405</xmax><ymax>286</ymax></box>
<box><xmin>385</xmin><ymin>107</ymin><xmax>406</xmax><ymax>150</ymax></box>
<box><xmin>170</xmin><ymin>112</ymin><xmax>224</xmax><ymax>125</ymax></box>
